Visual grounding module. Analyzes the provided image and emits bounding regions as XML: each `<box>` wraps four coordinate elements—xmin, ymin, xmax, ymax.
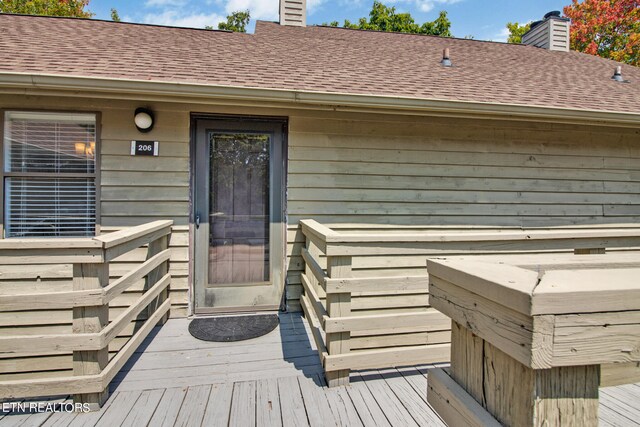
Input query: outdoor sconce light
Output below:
<box><xmin>134</xmin><ymin>107</ymin><xmax>155</xmax><ymax>133</ymax></box>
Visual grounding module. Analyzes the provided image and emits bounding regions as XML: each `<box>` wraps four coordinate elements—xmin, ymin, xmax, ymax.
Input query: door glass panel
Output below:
<box><xmin>209</xmin><ymin>133</ymin><xmax>270</xmax><ymax>286</ymax></box>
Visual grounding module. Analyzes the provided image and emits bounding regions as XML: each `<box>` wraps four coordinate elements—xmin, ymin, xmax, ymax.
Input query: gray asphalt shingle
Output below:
<box><xmin>0</xmin><ymin>15</ymin><xmax>638</xmax><ymax>114</ymax></box>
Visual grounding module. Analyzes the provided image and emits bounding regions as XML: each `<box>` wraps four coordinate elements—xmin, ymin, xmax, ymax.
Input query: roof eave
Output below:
<box><xmin>0</xmin><ymin>72</ymin><xmax>639</xmax><ymax>127</ymax></box>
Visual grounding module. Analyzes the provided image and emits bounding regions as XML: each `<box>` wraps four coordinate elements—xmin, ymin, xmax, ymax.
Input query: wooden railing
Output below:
<box><xmin>0</xmin><ymin>220</ymin><xmax>173</xmax><ymax>409</ymax></box>
<box><xmin>298</xmin><ymin>219</ymin><xmax>640</xmax><ymax>386</ymax></box>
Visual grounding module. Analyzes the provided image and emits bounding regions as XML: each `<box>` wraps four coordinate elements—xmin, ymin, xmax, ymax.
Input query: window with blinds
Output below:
<box><xmin>3</xmin><ymin>111</ymin><xmax>97</xmax><ymax>238</ymax></box>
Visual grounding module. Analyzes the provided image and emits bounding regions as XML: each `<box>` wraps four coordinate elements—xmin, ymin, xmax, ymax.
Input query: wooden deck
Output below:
<box><xmin>1</xmin><ymin>313</ymin><xmax>639</xmax><ymax>426</ymax></box>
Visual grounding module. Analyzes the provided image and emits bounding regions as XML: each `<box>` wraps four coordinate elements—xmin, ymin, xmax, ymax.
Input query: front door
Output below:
<box><xmin>193</xmin><ymin>118</ymin><xmax>286</xmax><ymax>314</ymax></box>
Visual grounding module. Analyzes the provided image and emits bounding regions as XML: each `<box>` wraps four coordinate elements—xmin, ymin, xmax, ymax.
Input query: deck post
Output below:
<box><xmin>325</xmin><ymin>255</ymin><xmax>352</xmax><ymax>387</ymax></box>
<box><xmin>146</xmin><ymin>234</ymin><xmax>170</xmax><ymax>325</ymax></box>
<box><xmin>449</xmin><ymin>321</ymin><xmax>599</xmax><ymax>427</ymax></box>
<box><xmin>72</xmin><ymin>262</ymin><xmax>110</xmax><ymax>410</ymax></box>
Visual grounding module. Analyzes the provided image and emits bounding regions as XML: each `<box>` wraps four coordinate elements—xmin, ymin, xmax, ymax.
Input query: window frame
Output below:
<box><xmin>0</xmin><ymin>108</ymin><xmax>102</xmax><ymax>238</ymax></box>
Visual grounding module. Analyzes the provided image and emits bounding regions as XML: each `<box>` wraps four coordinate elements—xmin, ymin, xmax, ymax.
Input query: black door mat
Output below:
<box><xmin>188</xmin><ymin>314</ymin><xmax>279</xmax><ymax>342</ymax></box>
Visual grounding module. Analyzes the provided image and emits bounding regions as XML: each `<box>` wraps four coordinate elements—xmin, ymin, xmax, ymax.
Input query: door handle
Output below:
<box><xmin>195</xmin><ymin>214</ymin><xmax>200</xmax><ymax>229</ymax></box>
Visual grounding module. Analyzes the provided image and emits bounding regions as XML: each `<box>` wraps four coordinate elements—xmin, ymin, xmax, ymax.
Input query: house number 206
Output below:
<box><xmin>131</xmin><ymin>140</ymin><xmax>159</xmax><ymax>156</ymax></box>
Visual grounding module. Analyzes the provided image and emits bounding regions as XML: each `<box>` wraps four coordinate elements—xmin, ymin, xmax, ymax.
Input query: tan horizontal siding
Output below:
<box><xmin>289</xmin><ymin>146</ymin><xmax>640</xmax><ymax>171</ymax></box>
<box><xmin>2</xmin><ymin>94</ymin><xmax>640</xmax><ymax>368</ymax></box>
<box><xmin>286</xmin><ymin>115</ymin><xmax>640</xmax><ymax>226</ymax></box>
<box><xmin>98</xmin><ymin>105</ymin><xmax>190</xmax><ymax>229</ymax></box>
<box><xmin>285</xmin><ymin>114</ymin><xmax>640</xmax><ymax>310</ymax></box>
<box><xmin>288</xmin><ymin>155</ymin><xmax>638</xmax><ymax>180</ymax></box>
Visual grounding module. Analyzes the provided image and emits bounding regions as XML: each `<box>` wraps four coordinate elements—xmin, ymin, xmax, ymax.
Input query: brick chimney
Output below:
<box><xmin>279</xmin><ymin>0</ymin><xmax>306</xmax><ymax>27</ymax></box>
<box><xmin>522</xmin><ymin>11</ymin><xmax>570</xmax><ymax>52</ymax></box>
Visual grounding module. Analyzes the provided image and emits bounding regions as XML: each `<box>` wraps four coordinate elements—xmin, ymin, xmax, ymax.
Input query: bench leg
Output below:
<box><xmin>450</xmin><ymin>321</ymin><xmax>599</xmax><ymax>427</ymax></box>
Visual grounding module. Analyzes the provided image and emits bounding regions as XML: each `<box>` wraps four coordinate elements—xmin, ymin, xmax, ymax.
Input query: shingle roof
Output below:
<box><xmin>1</xmin><ymin>14</ymin><xmax>639</xmax><ymax>114</ymax></box>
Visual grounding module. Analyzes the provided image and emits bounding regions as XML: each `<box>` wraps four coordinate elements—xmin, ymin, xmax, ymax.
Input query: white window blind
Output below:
<box><xmin>3</xmin><ymin>111</ymin><xmax>97</xmax><ymax>238</ymax></box>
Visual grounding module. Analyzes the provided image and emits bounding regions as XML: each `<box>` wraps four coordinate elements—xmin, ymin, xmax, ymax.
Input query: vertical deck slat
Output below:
<box><xmin>325</xmin><ymin>256</ymin><xmax>352</xmax><ymax>387</ymax></box>
<box><xmin>146</xmin><ymin>235</ymin><xmax>170</xmax><ymax>326</ymax></box>
<box><xmin>73</xmin><ymin>263</ymin><xmax>110</xmax><ymax>410</ymax></box>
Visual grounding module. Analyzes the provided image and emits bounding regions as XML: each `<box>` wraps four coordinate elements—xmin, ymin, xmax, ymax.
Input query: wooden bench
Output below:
<box><xmin>426</xmin><ymin>257</ymin><xmax>640</xmax><ymax>426</ymax></box>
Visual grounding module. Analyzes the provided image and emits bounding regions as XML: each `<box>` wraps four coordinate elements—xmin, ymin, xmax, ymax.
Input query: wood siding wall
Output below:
<box><xmin>99</xmin><ymin>106</ymin><xmax>190</xmax><ymax>318</ymax></box>
<box><xmin>0</xmin><ymin>97</ymin><xmax>191</xmax><ymax>380</ymax></box>
<box><xmin>1</xmin><ymin>94</ymin><xmax>639</xmax><ymax>317</ymax></box>
<box><xmin>284</xmin><ymin>115</ymin><xmax>640</xmax><ymax>311</ymax></box>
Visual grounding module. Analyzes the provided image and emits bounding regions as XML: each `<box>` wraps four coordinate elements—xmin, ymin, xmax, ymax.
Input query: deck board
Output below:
<box><xmin>297</xmin><ymin>376</ymin><xmax>337</xmax><ymax>427</ymax></box>
<box><xmin>201</xmin><ymin>383</ymin><xmax>233</xmax><ymax>427</ymax></box>
<box><xmin>599</xmin><ymin>403</ymin><xmax>630</xmax><ymax>427</ymax></box>
<box><xmin>66</xmin><ymin>392</ymin><xmax>116</xmax><ymax>427</ymax></box>
<box><xmin>600</xmin><ymin>386</ymin><xmax>640</xmax><ymax>426</ymax></box>
<box><xmin>345</xmin><ymin>381</ymin><xmax>391</xmax><ymax>427</ymax></box>
<box><xmin>174</xmin><ymin>385</ymin><xmax>210</xmax><ymax>427</ymax></box>
<box><xmin>120</xmin><ymin>389</ymin><xmax>165</xmax><ymax>427</ymax></box>
<box><xmin>278</xmin><ymin>376</ymin><xmax>309</xmax><ymax>427</ymax></box>
<box><xmin>94</xmin><ymin>390</ymin><xmax>141</xmax><ymax>427</ymax></box>
<box><xmin>355</xmin><ymin>371</ymin><xmax>419</xmax><ymax>426</ymax></box>
<box><xmin>324</xmin><ymin>386</ymin><xmax>364</xmax><ymax>427</ymax></box>
<box><xmin>4</xmin><ymin>313</ymin><xmax>640</xmax><ymax>426</ymax></box>
<box><xmin>229</xmin><ymin>381</ymin><xmax>256</xmax><ymax>427</ymax></box>
<box><xmin>147</xmin><ymin>387</ymin><xmax>187</xmax><ymax>427</ymax></box>
<box><xmin>378</xmin><ymin>368</ymin><xmax>445</xmax><ymax>426</ymax></box>
<box><xmin>396</xmin><ymin>366</ymin><xmax>429</xmax><ymax>398</ymax></box>
<box><xmin>256</xmin><ymin>379</ymin><xmax>282</xmax><ymax>427</ymax></box>
<box><xmin>0</xmin><ymin>397</ymin><xmax>63</xmax><ymax>427</ymax></box>
<box><xmin>41</xmin><ymin>401</ymin><xmax>78</xmax><ymax>427</ymax></box>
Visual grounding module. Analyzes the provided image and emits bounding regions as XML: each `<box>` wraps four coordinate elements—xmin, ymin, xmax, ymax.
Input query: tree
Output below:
<box><xmin>326</xmin><ymin>1</ymin><xmax>451</xmax><ymax>37</ymax></box>
<box><xmin>506</xmin><ymin>21</ymin><xmax>531</xmax><ymax>44</ymax></box>
<box><xmin>0</xmin><ymin>0</ymin><xmax>93</xmax><ymax>17</ymax></box>
<box><xmin>213</xmin><ymin>10</ymin><xmax>250</xmax><ymax>32</ymax></box>
<box><xmin>110</xmin><ymin>8</ymin><xmax>120</xmax><ymax>22</ymax></box>
<box><xmin>563</xmin><ymin>0</ymin><xmax>639</xmax><ymax>66</ymax></box>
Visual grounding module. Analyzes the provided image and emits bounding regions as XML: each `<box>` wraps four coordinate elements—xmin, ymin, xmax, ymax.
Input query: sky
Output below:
<box><xmin>90</xmin><ymin>0</ymin><xmax>570</xmax><ymax>42</ymax></box>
